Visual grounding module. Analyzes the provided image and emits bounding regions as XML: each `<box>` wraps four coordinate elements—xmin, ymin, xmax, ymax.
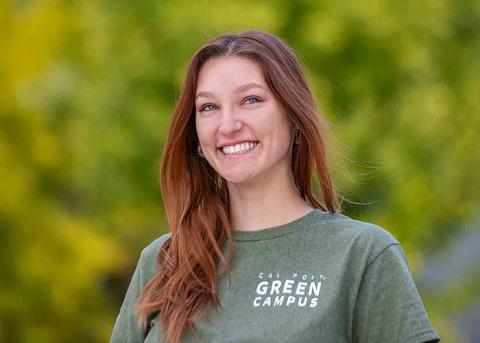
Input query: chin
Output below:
<box><xmin>222</xmin><ymin>171</ymin><xmax>257</xmax><ymax>186</ymax></box>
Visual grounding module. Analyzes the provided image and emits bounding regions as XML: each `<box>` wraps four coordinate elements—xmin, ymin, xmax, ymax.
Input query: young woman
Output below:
<box><xmin>110</xmin><ymin>30</ymin><xmax>440</xmax><ymax>343</ymax></box>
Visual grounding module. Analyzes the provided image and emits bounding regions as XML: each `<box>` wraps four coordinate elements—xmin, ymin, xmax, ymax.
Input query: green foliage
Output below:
<box><xmin>1</xmin><ymin>0</ymin><xmax>478</xmax><ymax>341</ymax></box>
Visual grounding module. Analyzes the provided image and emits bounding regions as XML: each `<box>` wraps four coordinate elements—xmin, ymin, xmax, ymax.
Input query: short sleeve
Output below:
<box><xmin>352</xmin><ymin>244</ymin><xmax>440</xmax><ymax>343</ymax></box>
<box><xmin>110</xmin><ymin>251</ymin><xmax>147</xmax><ymax>343</ymax></box>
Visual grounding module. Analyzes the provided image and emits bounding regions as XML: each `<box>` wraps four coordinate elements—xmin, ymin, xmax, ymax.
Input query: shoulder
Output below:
<box><xmin>136</xmin><ymin>232</ymin><xmax>172</xmax><ymax>278</ymax></box>
<box><xmin>308</xmin><ymin>210</ymin><xmax>400</xmax><ymax>246</ymax></box>
<box><xmin>306</xmin><ymin>210</ymin><xmax>401</xmax><ymax>264</ymax></box>
<box><xmin>140</xmin><ymin>232</ymin><xmax>172</xmax><ymax>259</ymax></box>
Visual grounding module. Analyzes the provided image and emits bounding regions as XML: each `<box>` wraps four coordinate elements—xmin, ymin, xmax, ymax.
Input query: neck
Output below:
<box><xmin>227</xmin><ymin>167</ymin><xmax>313</xmax><ymax>232</ymax></box>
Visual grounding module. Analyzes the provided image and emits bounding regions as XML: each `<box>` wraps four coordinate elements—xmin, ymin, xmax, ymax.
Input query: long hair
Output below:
<box><xmin>135</xmin><ymin>30</ymin><xmax>342</xmax><ymax>343</ymax></box>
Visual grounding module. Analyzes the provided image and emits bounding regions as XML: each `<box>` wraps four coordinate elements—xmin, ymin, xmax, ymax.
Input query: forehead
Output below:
<box><xmin>196</xmin><ymin>56</ymin><xmax>267</xmax><ymax>93</ymax></box>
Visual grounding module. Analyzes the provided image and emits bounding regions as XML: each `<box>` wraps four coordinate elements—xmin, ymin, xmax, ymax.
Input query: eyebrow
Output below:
<box><xmin>195</xmin><ymin>82</ymin><xmax>267</xmax><ymax>100</ymax></box>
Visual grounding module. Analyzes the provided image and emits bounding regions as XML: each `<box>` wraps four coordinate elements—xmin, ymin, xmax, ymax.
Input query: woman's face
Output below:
<box><xmin>195</xmin><ymin>56</ymin><xmax>295</xmax><ymax>186</ymax></box>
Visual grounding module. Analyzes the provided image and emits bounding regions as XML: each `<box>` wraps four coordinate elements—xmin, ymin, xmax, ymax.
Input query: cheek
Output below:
<box><xmin>265</xmin><ymin>103</ymin><xmax>292</xmax><ymax>133</ymax></box>
<box><xmin>195</xmin><ymin>115</ymin><xmax>207</xmax><ymax>138</ymax></box>
<box><xmin>195</xmin><ymin>120</ymin><xmax>216</xmax><ymax>145</ymax></box>
<box><xmin>269</xmin><ymin>115</ymin><xmax>294</xmax><ymax>144</ymax></box>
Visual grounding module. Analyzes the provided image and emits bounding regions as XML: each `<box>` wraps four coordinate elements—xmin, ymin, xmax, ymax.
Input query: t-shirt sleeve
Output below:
<box><xmin>110</xmin><ymin>250</ymin><xmax>147</xmax><ymax>343</ymax></box>
<box><xmin>352</xmin><ymin>243</ymin><xmax>440</xmax><ymax>343</ymax></box>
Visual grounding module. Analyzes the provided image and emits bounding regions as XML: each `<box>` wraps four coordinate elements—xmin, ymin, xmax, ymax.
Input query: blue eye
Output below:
<box><xmin>201</xmin><ymin>104</ymin><xmax>217</xmax><ymax>112</ymax></box>
<box><xmin>244</xmin><ymin>96</ymin><xmax>261</xmax><ymax>105</ymax></box>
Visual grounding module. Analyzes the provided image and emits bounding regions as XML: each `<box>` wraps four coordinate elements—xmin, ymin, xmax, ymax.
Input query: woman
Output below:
<box><xmin>110</xmin><ymin>30</ymin><xmax>440</xmax><ymax>343</ymax></box>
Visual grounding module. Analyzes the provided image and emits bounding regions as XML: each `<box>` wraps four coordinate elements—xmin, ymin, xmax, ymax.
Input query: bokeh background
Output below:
<box><xmin>1</xmin><ymin>0</ymin><xmax>479</xmax><ymax>342</ymax></box>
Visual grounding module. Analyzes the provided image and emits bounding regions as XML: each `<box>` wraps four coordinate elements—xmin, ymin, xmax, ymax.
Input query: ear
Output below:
<box><xmin>293</xmin><ymin>127</ymin><xmax>301</xmax><ymax>145</ymax></box>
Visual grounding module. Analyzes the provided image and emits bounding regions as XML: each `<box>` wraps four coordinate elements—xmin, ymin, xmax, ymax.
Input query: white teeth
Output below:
<box><xmin>222</xmin><ymin>141</ymin><xmax>258</xmax><ymax>155</ymax></box>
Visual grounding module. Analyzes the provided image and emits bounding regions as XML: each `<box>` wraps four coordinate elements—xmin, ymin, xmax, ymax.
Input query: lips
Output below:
<box><xmin>218</xmin><ymin>141</ymin><xmax>260</xmax><ymax>158</ymax></box>
<box><xmin>217</xmin><ymin>140</ymin><xmax>259</xmax><ymax>151</ymax></box>
<box><xmin>220</xmin><ymin>141</ymin><xmax>258</xmax><ymax>154</ymax></box>
<box><xmin>217</xmin><ymin>140</ymin><xmax>259</xmax><ymax>149</ymax></box>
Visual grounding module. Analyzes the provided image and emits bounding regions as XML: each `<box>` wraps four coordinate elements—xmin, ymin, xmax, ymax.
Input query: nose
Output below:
<box><xmin>218</xmin><ymin>106</ymin><xmax>242</xmax><ymax>135</ymax></box>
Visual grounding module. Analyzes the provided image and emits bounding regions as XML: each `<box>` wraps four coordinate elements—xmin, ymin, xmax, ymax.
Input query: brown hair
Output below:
<box><xmin>135</xmin><ymin>30</ymin><xmax>342</xmax><ymax>343</ymax></box>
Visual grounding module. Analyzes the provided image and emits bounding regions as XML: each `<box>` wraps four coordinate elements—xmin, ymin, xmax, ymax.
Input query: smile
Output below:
<box><xmin>220</xmin><ymin>141</ymin><xmax>259</xmax><ymax>155</ymax></box>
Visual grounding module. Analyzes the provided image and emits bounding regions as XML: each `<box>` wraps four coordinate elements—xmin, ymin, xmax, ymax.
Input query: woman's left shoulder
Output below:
<box><xmin>316</xmin><ymin>210</ymin><xmax>398</xmax><ymax>241</ymax></box>
<box><xmin>311</xmin><ymin>210</ymin><xmax>402</xmax><ymax>259</ymax></box>
<box><xmin>342</xmin><ymin>214</ymin><xmax>399</xmax><ymax>245</ymax></box>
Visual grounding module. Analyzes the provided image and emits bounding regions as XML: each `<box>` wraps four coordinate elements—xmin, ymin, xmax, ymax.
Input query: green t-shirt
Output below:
<box><xmin>110</xmin><ymin>209</ymin><xmax>440</xmax><ymax>343</ymax></box>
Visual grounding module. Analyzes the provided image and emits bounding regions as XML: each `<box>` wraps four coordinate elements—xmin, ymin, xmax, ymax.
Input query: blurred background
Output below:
<box><xmin>1</xmin><ymin>0</ymin><xmax>479</xmax><ymax>342</ymax></box>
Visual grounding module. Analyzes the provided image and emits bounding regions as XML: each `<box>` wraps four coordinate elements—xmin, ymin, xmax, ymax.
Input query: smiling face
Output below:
<box><xmin>195</xmin><ymin>56</ymin><xmax>295</xmax><ymax>186</ymax></box>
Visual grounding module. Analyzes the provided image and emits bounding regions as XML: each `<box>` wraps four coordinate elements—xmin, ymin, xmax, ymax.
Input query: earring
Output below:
<box><xmin>197</xmin><ymin>143</ymin><xmax>205</xmax><ymax>158</ymax></box>
<box><xmin>294</xmin><ymin>130</ymin><xmax>301</xmax><ymax>145</ymax></box>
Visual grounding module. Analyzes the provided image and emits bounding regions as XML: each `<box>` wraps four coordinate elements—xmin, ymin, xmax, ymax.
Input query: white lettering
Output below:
<box><xmin>283</xmin><ymin>279</ymin><xmax>294</xmax><ymax>294</ymax></box>
<box><xmin>253</xmin><ymin>297</ymin><xmax>262</xmax><ymax>307</ymax></box>
<box><xmin>273</xmin><ymin>296</ymin><xmax>285</xmax><ymax>306</ymax></box>
<box><xmin>256</xmin><ymin>281</ymin><xmax>269</xmax><ymax>295</ymax></box>
<box><xmin>298</xmin><ymin>296</ymin><xmax>308</xmax><ymax>307</ymax></box>
<box><xmin>270</xmin><ymin>280</ymin><xmax>282</xmax><ymax>295</ymax></box>
<box><xmin>308</xmin><ymin>282</ymin><xmax>321</xmax><ymax>296</ymax></box>
<box><xmin>295</xmin><ymin>282</ymin><xmax>307</xmax><ymax>295</ymax></box>
<box><xmin>252</xmin><ymin>275</ymin><xmax>326</xmax><ymax>309</ymax></box>
<box><xmin>262</xmin><ymin>297</ymin><xmax>271</xmax><ymax>306</ymax></box>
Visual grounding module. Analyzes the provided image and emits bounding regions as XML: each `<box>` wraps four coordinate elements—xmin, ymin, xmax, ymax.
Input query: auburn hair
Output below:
<box><xmin>135</xmin><ymin>30</ymin><xmax>342</xmax><ymax>343</ymax></box>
